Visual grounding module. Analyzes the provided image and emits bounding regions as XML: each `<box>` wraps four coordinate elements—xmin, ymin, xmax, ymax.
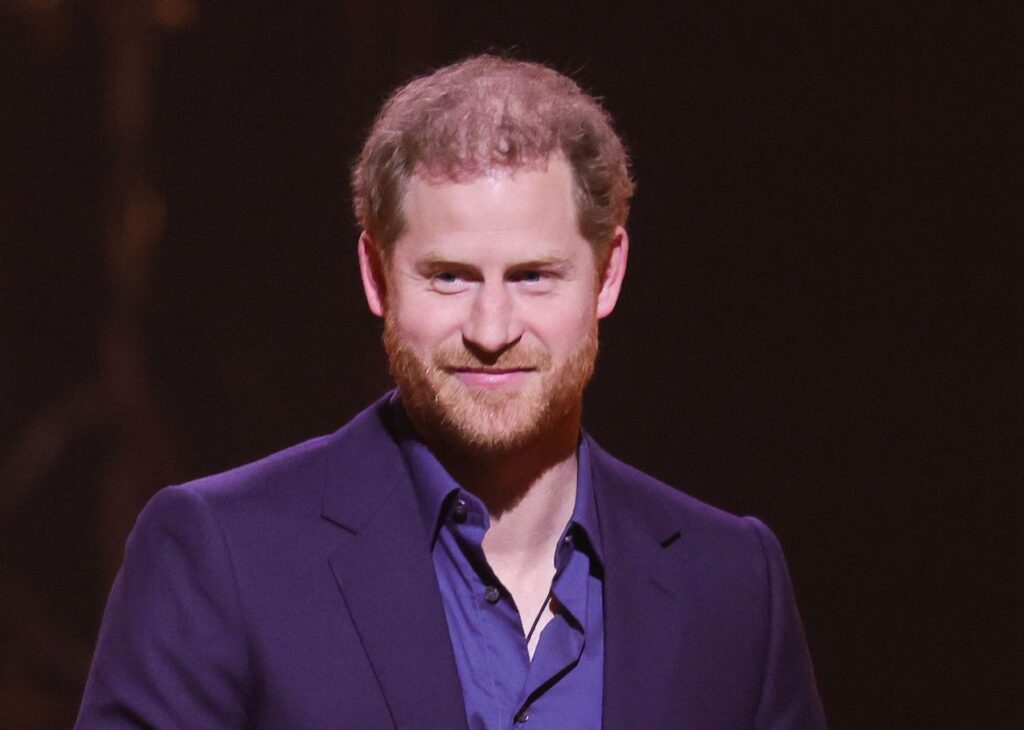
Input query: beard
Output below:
<box><xmin>384</xmin><ymin>311</ymin><xmax>598</xmax><ymax>454</ymax></box>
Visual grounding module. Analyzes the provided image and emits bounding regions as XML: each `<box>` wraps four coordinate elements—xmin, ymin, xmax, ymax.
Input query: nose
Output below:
<box><xmin>462</xmin><ymin>281</ymin><xmax>522</xmax><ymax>359</ymax></box>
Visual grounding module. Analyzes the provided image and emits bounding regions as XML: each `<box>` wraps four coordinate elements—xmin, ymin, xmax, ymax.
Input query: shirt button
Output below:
<box><xmin>451</xmin><ymin>498</ymin><xmax>468</xmax><ymax>523</ymax></box>
<box><xmin>484</xmin><ymin>585</ymin><xmax>500</xmax><ymax>603</ymax></box>
<box><xmin>563</xmin><ymin>533</ymin><xmax>573</xmax><ymax>546</ymax></box>
<box><xmin>514</xmin><ymin>708</ymin><xmax>530</xmax><ymax>724</ymax></box>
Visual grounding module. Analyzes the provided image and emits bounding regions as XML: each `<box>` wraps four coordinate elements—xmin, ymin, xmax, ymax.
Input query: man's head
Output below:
<box><xmin>353</xmin><ymin>56</ymin><xmax>633</xmax><ymax>454</ymax></box>
<box><xmin>351</xmin><ymin>54</ymin><xmax>634</xmax><ymax>257</ymax></box>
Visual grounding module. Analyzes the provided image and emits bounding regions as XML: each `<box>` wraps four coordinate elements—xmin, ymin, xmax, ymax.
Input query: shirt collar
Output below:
<box><xmin>388</xmin><ymin>394</ymin><xmax>461</xmax><ymax>541</ymax></box>
<box><xmin>569</xmin><ymin>436</ymin><xmax>604</xmax><ymax>565</ymax></box>
<box><xmin>388</xmin><ymin>394</ymin><xmax>604</xmax><ymax>566</ymax></box>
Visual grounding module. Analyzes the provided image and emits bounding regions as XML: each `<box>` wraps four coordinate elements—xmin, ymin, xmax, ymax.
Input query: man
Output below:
<box><xmin>77</xmin><ymin>56</ymin><xmax>825</xmax><ymax>729</ymax></box>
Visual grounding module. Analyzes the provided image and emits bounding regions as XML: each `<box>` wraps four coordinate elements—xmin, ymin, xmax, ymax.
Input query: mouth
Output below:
<box><xmin>446</xmin><ymin>367</ymin><xmax>536</xmax><ymax>388</ymax></box>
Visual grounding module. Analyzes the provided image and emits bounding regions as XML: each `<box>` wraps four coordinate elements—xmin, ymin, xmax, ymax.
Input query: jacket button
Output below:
<box><xmin>484</xmin><ymin>585</ymin><xmax>500</xmax><ymax>603</ymax></box>
<box><xmin>514</xmin><ymin>709</ymin><xmax>530</xmax><ymax>723</ymax></box>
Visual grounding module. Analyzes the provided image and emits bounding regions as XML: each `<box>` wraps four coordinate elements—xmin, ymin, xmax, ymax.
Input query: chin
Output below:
<box><xmin>435</xmin><ymin>393</ymin><xmax>564</xmax><ymax>454</ymax></box>
<box><xmin>398</xmin><ymin>376</ymin><xmax>555</xmax><ymax>454</ymax></box>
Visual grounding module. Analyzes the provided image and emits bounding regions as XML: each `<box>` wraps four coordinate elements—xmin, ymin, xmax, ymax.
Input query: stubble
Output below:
<box><xmin>384</xmin><ymin>311</ymin><xmax>598</xmax><ymax>454</ymax></box>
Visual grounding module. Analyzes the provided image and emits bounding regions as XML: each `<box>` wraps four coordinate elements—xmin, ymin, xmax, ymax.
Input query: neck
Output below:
<box><xmin>450</xmin><ymin>411</ymin><xmax>581</xmax><ymax>590</ymax></box>
<box><xmin>435</xmin><ymin>406</ymin><xmax>578</xmax><ymax>504</ymax></box>
<box><xmin>411</xmin><ymin>402</ymin><xmax>581</xmax><ymax>543</ymax></box>
<box><xmin>410</xmin><ymin>403</ymin><xmax>582</xmax><ymax>644</ymax></box>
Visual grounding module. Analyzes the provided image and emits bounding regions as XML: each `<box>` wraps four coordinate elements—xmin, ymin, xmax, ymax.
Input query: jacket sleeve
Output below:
<box><xmin>76</xmin><ymin>485</ymin><xmax>252</xmax><ymax>729</ymax></box>
<box><xmin>745</xmin><ymin>517</ymin><xmax>828</xmax><ymax>729</ymax></box>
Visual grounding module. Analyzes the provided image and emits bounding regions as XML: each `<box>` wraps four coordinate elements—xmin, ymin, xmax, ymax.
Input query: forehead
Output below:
<box><xmin>394</xmin><ymin>158</ymin><xmax>584</xmax><ymax>259</ymax></box>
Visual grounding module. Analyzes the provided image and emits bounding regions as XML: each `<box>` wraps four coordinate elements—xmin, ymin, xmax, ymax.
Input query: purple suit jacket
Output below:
<box><xmin>77</xmin><ymin>395</ymin><xmax>825</xmax><ymax>728</ymax></box>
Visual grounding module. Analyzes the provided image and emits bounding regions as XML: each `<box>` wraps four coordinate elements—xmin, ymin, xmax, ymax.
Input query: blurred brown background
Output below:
<box><xmin>1</xmin><ymin>1</ymin><xmax>1018</xmax><ymax>728</ymax></box>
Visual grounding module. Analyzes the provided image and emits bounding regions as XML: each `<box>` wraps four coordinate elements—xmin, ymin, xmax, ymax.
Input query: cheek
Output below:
<box><xmin>522</xmin><ymin>298</ymin><xmax>596</xmax><ymax>344</ymax></box>
<box><xmin>390</xmin><ymin>297</ymin><xmax>465</xmax><ymax>347</ymax></box>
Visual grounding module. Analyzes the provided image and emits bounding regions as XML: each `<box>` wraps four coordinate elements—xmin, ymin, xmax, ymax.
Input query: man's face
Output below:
<box><xmin>360</xmin><ymin>157</ymin><xmax>627</xmax><ymax>453</ymax></box>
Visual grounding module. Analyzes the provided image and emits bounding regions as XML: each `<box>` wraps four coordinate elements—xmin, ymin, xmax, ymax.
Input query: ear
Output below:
<box><xmin>358</xmin><ymin>231</ymin><xmax>387</xmax><ymax>317</ymax></box>
<box><xmin>596</xmin><ymin>226</ymin><xmax>629</xmax><ymax>319</ymax></box>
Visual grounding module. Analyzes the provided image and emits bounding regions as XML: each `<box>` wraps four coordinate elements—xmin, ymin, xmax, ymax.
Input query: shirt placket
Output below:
<box><xmin>511</xmin><ymin>533</ymin><xmax>590</xmax><ymax>725</ymax></box>
<box><xmin>450</xmin><ymin>493</ymin><xmax>531</xmax><ymax>729</ymax></box>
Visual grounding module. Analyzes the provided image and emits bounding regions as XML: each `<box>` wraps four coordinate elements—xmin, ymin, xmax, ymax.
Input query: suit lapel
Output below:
<box><xmin>590</xmin><ymin>438</ymin><xmax>702</xmax><ymax>730</ymax></box>
<box><xmin>321</xmin><ymin>402</ymin><xmax>467</xmax><ymax>730</ymax></box>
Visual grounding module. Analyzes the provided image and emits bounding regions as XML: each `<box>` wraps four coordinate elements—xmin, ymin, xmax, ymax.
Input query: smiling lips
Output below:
<box><xmin>449</xmin><ymin>367</ymin><xmax>536</xmax><ymax>388</ymax></box>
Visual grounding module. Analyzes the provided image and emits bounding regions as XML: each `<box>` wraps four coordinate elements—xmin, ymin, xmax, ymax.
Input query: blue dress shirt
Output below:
<box><xmin>392</xmin><ymin>401</ymin><xmax>605</xmax><ymax>730</ymax></box>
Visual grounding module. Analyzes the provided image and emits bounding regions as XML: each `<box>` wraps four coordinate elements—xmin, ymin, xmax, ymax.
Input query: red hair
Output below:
<box><xmin>352</xmin><ymin>55</ymin><xmax>634</xmax><ymax>253</ymax></box>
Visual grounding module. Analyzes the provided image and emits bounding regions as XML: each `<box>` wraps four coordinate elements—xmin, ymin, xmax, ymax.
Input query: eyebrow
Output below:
<box><xmin>510</xmin><ymin>257</ymin><xmax>573</xmax><ymax>270</ymax></box>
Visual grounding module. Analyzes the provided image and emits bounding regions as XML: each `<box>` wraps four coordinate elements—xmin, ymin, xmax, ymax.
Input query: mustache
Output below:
<box><xmin>431</xmin><ymin>344</ymin><xmax>552</xmax><ymax>371</ymax></box>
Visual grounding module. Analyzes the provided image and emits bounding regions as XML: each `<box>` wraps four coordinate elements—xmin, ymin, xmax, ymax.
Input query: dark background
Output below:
<box><xmin>2</xmin><ymin>1</ymin><xmax>1019</xmax><ymax>728</ymax></box>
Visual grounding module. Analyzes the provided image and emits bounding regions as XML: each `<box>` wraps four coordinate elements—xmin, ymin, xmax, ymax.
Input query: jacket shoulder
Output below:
<box><xmin>152</xmin><ymin>396</ymin><xmax>395</xmax><ymax>532</ymax></box>
<box><xmin>587</xmin><ymin>435</ymin><xmax>759</xmax><ymax>541</ymax></box>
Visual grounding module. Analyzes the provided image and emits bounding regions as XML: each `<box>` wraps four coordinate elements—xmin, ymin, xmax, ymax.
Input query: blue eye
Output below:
<box><xmin>430</xmin><ymin>270</ymin><xmax>468</xmax><ymax>293</ymax></box>
<box><xmin>510</xmin><ymin>269</ymin><xmax>557</xmax><ymax>293</ymax></box>
<box><xmin>511</xmin><ymin>270</ymin><xmax>548</xmax><ymax>284</ymax></box>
